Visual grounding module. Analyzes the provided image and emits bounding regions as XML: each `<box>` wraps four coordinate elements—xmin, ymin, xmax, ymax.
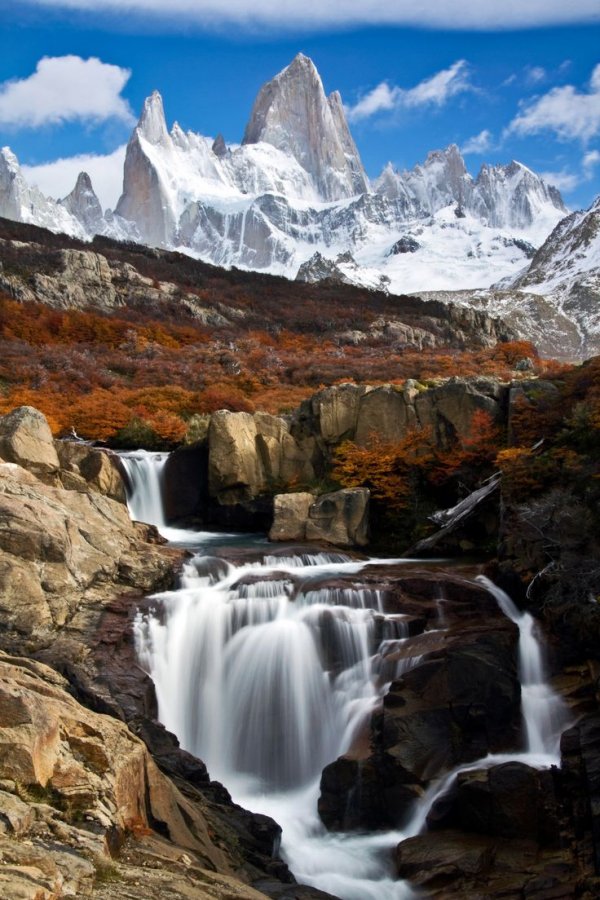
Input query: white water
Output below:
<box><xmin>477</xmin><ymin>575</ymin><xmax>570</xmax><ymax>758</ymax></box>
<box><xmin>125</xmin><ymin>452</ymin><xmax>572</xmax><ymax>900</ymax></box>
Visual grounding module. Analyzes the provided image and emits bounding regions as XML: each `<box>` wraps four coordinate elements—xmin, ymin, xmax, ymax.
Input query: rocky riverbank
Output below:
<box><xmin>1</xmin><ymin>392</ymin><xmax>600</xmax><ymax>898</ymax></box>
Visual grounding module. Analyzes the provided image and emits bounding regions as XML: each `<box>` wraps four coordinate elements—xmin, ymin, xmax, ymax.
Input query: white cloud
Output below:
<box><xmin>462</xmin><ymin>129</ymin><xmax>493</xmax><ymax>154</ymax></box>
<box><xmin>539</xmin><ymin>169</ymin><xmax>580</xmax><ymax>193</ymax></box>
<box><xmin>346</xmin><ymin>61</ymin><xmax>470</xmax><ymax>123</ymax></box>
<box><xmin>525</xmin><ymin>66</ymin><xmax>547</xmax><ymax>84</ymax></box>
<box><xmin>22</xmin><ymin>145</ymin><xmax>126</xmax><ymax>209</ymax></box>
<box><xmin>0</xmin><ymin>56</ymin><xmax>134</xmax><ymax>129</ymax></box>
<box><xmin>20</xmin><ymin>0</ymin><xmax>600</xmax><ymax>30</ymax></box>
<box><xmin>507</xmin><ymin>63</ymin><xmax>600</xmax><ymax>142</ymax></box>
<box><xmin>583</xmin><ymin>149</ymin><xmax>600</xmax><ymax>176</ymax></box>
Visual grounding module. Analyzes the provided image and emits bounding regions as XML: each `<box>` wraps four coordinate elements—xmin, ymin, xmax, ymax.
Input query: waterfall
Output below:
<box><xmin>123</xmin><ymin>457</ymin><xmax>571</xmax><ymax>898</ymax></box>
<box><xmin>135</xmin><ymin>551</ymin><xmax>422</xmax><ymax>898</ymax></box>
<box><xmin>119</xmin><ymin>450</ymin><xmax>169</xmax><ymax>528</ymax></box>
<box><xmin>477</xmin><ymin>575</ymin><xmax>570</xmax><ymax>757</ymax></box>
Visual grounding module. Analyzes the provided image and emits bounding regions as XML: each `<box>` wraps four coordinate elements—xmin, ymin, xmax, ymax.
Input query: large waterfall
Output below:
<box><xmin>125</xmin><ymin>451</ymin><xmax>572</xmax><ymax>900</ymax></box>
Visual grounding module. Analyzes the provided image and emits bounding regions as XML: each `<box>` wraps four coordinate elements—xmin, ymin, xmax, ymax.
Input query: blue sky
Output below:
<box><xmin>2</xmin><ymin>1</ymin><xmax>600</xmax><ymax>210</ymax></box>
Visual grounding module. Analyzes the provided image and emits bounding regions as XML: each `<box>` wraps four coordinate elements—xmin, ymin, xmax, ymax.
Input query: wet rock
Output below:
<box><xmin>0</xmin><ymin>406</ymin><xmax>60</xmax><ymax>482</ymax></box>
<box><xmin>318</xmin><ymin>753</ymin><xmax>422</xmax><ymax>831</ymax></box>
<box><xmin>396</xmin><ymin>829</ymin><xmax>577</xmax><ymax>897</ymax></box>
<box><xmin>305</xmin><ymin>488</ymin><xmax>370</xmax><ymax>548</ymax></box>
<box><xmin>426</xmin><ymin>762</ymin><xmax>561</xmax><ymax>844</ymax></box>
<box><xmin>163</xmin><ymin>442</ymin><xmax>208</xmax><ymax>522</ymax></box>
<box><xmin>381</xmin><ymin>625</ymin><xmax>521</xmax><ymax>781</ymax></box>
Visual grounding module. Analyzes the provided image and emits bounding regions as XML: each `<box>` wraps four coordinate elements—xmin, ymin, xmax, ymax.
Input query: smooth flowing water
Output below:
<box><xmin>124</xmin><ymin>451</ymin><xmax>571</xmax><ymax>899</ymax></box>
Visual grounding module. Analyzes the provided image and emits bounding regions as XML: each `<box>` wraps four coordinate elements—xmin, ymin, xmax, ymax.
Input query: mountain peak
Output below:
<box><xmin>60</xmin><ymin>171</ymin><xmax>103</xmax><ymax>229</ymax></box>
<box><xmin>242</xmin><ymin>54</ymin><xmax>368</xmax><ymax>200</ymax></box>
<box><xmin>138</xmin><ymin>91</ymin><xmax>169</xmax><ymax>144</ymax></box>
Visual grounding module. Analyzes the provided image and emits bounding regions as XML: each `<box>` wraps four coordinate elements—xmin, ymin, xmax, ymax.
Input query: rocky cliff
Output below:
<box><xmin>0</xmin><ymin>406</ymin><xmax>334</xmax><ymax>899</ymax></box>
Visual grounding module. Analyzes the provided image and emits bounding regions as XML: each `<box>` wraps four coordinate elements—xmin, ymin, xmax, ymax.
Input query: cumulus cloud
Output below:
<box><xmin>539</xmin><ymin>169</ymin><xmax>580</xmax><ymax>193</ymax></box>
<box><xmin>0</xmin><ymin>56</ymin><xmax>134</xmax><ymax>129</ymax></box>
<box><xmin>22</xmin><ymin>145</ymin><xmax>126</xmax><ymax>209</ymax></box>
<box><xmin>346</xmin><ymin>61</ymin><xmax>470</xmax><ymax>123</ymax></box>
<box><xmin>21</xmin><ymin>0</ymin><xmax>600</xmax><ymax>30</ymax></box>
<box><xmin>461</xmin><ymin>129</ymin><xmax>493</xmax><ymax>154</ymax></box>
<box><xmin>507</xmin><ymin>63</ymin><xmax>600</xmax><ymax>142</ymax></box>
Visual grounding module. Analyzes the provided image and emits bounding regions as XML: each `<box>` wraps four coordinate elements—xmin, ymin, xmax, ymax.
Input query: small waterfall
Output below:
<box><xmin>119</xmin><ymin>450</ymin><xmax>169</xmax><ymax>528</ymax></box>
<box><xmin>477</xmin><ymin>575</ymin><xmax>570</xmax><ymax>757</ymax></box>
<box><xmin>135</xmin><ymin>553</ymin><xmax>420</xmax><ymax>898</ymax></box>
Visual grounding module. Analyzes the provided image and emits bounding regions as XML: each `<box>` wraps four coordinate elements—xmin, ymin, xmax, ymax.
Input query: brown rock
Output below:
<box><xmin>305</xmin><ymin>488</ymin><xmax>369</xmax><ymax>547</ymax></box>
<box><xmin>355</xmin><ymin>385</ymin><xmax>414</xmax><ymax>446</ymax></box>
<box><xmin>56</xmin><ymin>441</ymin><xmax>126</xmax><ymax>502</ymax></box>
<box><xmin>0</xmin><ymin>407</ymin><xmax>59</xmax><ymax>482</ymax></box>
<box><xmin>0</xmin><ymin>458</ymin><xmax>177</xmax><ymax>641</ymax></box>
<box><xmin>269</xmin><ymin>492</ymin><xmax>314</xmax><ymax>541</ymax></box>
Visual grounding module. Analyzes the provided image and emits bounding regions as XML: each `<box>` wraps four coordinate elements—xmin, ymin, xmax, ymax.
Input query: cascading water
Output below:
<box><xmin>124</xmin><ymin>452</ymin><xmax>573</xmax><ymax>899</ymax></box>
<box><xmin>119</xmin><ymin>450</ymin><xmax>169</xmax><ymax>528</ymax></box>
<box><xmin>477</xmin><ymin>575</ymin><xmax>570</xmax><ymax>758</ymax></box>
<box><xmin>135</xmin><ymin>552</ymin><xmax>422</xmax><ymax>898</ymax></box>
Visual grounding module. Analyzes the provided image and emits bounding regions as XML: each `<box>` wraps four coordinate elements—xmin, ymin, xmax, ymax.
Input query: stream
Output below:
<box><xmin>120</xmin><ymin>450</ymin><xmax>571</xmax><ymax>899</ymax></box>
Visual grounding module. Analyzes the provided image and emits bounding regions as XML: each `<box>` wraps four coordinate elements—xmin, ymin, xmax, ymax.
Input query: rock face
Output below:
<box><xmin>305</xmin><ymin>488</ymin><xmax>370</xmax><ymax>547</ymax></box>
<box><xmin>0</xmin><ymin>653</ymin><xmax>273</xmax><ymax>900</ymax></box>
<box><xmin>269</xmin><ymin>488</ymin><xmax>369</xmax><ymax>547</ymax></box>
<box><xmin>0</xmin><ymin>448</ymin><xmax>175</xmax><ymax>641</ymax></box>
<box><xmin>318</xmin><ymin>577</ymin><xmax>521</xmax><ymax>832</ymax></box>
<box><xmin>208</xmin><ymin>410</ymin><xmax>314</xmax><ymax>505</ymax></box>
<box><xmin>0</xmin><ymin>146</ymin><xmax>86</xmax><ymax>238</ymax></box>
<box><xmin>505</xmin><ymin>194</ymin><xmax>600</xmax><ymax>357</ymax></box>
<box><xmin>243</xmin><ymin>53</ymin><xmax>368</xmax><ymax>202</ymax></box>
<box><xmin>292</xmin><ymin>378</ymin><xmax>508</xmax><ymax>463</ymax></box>
<box><xmin>116</xmin><ymin>91</ymin><xmax>178</xmax><ymax>247</ymax></box>
<box><xmin>0</xmin><ymin>405</ymin><xmax>60</xmax><ymax>482</ymax></box>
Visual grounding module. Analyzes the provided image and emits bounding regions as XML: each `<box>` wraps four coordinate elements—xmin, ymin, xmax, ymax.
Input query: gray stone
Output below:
<box><xmin>306</xmin><ymin>488</ymin><xmax>369</xmax><ymax>547</ymax></box>
<box><xmin>269</xmin><ymin>492</ymin><xmax>314</xmax><ymax>542</ymax></box>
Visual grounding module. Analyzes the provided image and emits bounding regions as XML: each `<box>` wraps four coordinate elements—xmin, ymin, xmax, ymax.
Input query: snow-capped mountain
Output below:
<box><xmin>0</xmin><ymin>51</ymin><xmax>582</xmax><ymax>353</ymax></box>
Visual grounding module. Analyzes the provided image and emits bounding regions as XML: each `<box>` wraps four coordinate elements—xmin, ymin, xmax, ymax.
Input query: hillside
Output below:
<box><xmin>0</xmin><ymin>216</ymin><xmax>548</xmax><ymax>447</ymax></box>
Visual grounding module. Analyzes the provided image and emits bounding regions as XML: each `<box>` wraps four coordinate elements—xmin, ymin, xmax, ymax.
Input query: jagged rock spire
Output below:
<box><xmin>243</xmin><ymin>53</ymin><xmax>369</xmax><ymax>201</ymax></box>
<box><xmin>60</xmin><ymin>171</ymin><xmax>104</xmax><ymax>230</ymax></box>
<box><xmin>137</xmin><ymin>90</ymin><xmax>169</xmax><ymax>145</ymax></box>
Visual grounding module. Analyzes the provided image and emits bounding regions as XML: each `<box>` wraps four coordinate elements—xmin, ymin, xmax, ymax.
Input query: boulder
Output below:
<box><xmin>381</xmin><ymin>626</ymin><xmax>521</xmax><ymax>781</ymax></box>
<box><xmin>318</xmin><ymin>753</ymin><xmax>422</xmax><ymax>831</ymax></box>
<box><xmin>396</xmin><ymin>830</ymin><xmax>576</xmax><ymax>897</ymax></box>
<box><xmin>305</xmin><ymin>488</ymin><xmax>370</xmax><ymax>547</ymax></box>
<box><xmin>426</xmin><ymin>762</ymin><xmax>560</xmax><ymax>845</ymax></box>
<box><xmin>208</xmin><ymin>410</ymin><xmax>313</xmax><ymax>505</ymax></box>
<box><xmin>0</xmin><ymin>406</ymin><xmax>59</xmax><ymax>482</ymax></box>
<box><xmin>0</xmin><ymin>458</ymin><xmax>177</xmax><ymax>642</ymax></box>
<box><xmin>56</xmin><ymin>440</ymin><xmax>126</xmax><ymax>502</ymax></box>
<box><xmin>269</xmin><ymin>492</ymin><xmax>314</xmax><ymax>541</ymax></box>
